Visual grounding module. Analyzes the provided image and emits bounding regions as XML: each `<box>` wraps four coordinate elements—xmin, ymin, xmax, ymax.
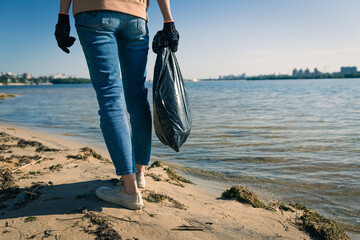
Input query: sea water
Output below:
<box><xmin>1</xmin><ymin>79</ymin><xmax>359</xmax><ymax>234</ymax></box>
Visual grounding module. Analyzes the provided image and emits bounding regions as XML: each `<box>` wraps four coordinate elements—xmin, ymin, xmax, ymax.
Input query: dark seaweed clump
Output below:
<box><xmin>81</xmin><ymin>147</ymin><xmax>110</xmax><ymax>162</ymax></box>
<box><xmin>149</xmin><ymin>160</ymin><xmax>163</xmax><ymax>169</ymax></box>
<box><xmin>148</xmin><ymin>161</ymin><xmax>192</xmax><ymax>187</ymax></box>
<box><xmin>16</xmin><ymin>139</ymin><xmax>43</xmax><ymax>148</ymax></box>
<box><xmin>146</xmin><ymin>173</ymin><xmax>162</xmax><ymax>182</ymax></box>
<box><xmin>6</xmin><ymin>154</ymin><xmax>42</xmax><ymax>166</ymax></box>
<box><xmin>35</xmin><ymin>145</ymin><xmax>59</xmax><ymax>152</ymax></box>
<box><xmin>165</xmin><ymin>167</ymin><xmax>192</xmax><ymax>184</ymax></box>
<box><xmin>221</xmin><ymin>185</ymin><xmax>265</xmax><ymax>208</ymax></box>
<box><xmin>0</xmin><ymin>133</ymin><xmax>59</xmax><ymax>153</ymax></box>
<box><xmin>67</xmin><ymin>147</ymin><xmax>110</xmax><ymax>162</ymax></box>
<box><xmin>0</xmin><ymin>170</ymin><xmax>18</xmax><ymax>193</ymax></box>
<box><xmin>290</xmin><ymin>203</ymin><xmax>349</xmax><ymax>240</ymax></box>
<box><xmin>0</xmin><ymin>170</ymin><xmax>20</xmax><ymax>211</ymax></box>
<box><xmin>279</xmin><ymin>203</ymin><xmax>295</xmax><ymax>212</ymax></box>
<box><xmin>49</xmin><ymin>164</ymin><xmax>63</xmax><ymax>171</ymax></box>
<box><xmin>83</xmin><ymin>211</ymin><xmax>122</xmax><ymax>240</ymax></box>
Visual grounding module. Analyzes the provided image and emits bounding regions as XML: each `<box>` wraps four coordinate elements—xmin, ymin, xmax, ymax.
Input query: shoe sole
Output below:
<box><xmin>96</xmin><ymin>188</ymin><xmax>143</xmax><ymax>210</ymax></box>
<box><xmin>137</xmin><ymin>183</ymin><xmax>146</xmax><ymax>188</ymax></box>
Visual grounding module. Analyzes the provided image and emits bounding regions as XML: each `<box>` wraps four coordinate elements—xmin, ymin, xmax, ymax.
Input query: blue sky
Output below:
<box><xmin>0</xmin><ymin>0</ymin><xmax>359</xmax><ymax>79</ymax></box>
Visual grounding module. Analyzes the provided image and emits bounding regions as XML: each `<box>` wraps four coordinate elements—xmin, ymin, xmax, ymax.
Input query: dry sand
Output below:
<box><xmin>0</xmin><ymin>123</ymin><xmax>314</xmax><ymax>240</ymax></box>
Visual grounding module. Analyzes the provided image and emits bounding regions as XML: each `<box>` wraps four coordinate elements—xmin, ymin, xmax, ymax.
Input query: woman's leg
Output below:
<box><xmin>117</xmin><ymin>15</ymin><xmax>152</xmax><ymax>174</ymax></box>
<box><xmin>75</xmin><ymin>12</ymin><xmax>139</xmax><ymax>196</ymax></box>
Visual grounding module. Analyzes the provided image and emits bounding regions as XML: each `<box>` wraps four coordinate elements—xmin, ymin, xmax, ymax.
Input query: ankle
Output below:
<box><xmin>121</xmin><ymin>174</ymin><xmax>138</xmax><ymax>195</ymax></box>
<box><xmin>136</xmin><ymin>164</ymin><xmax>146</xmax><ymax>174</ymax></box>
<box><xmin>124</xmin><ymin>185</ymin><xmax>138</xmax><ymax>195</ymax></box>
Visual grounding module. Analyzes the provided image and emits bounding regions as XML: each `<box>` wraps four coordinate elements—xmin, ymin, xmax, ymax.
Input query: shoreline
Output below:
<box><xmin>0</xmin><ymin>122</ymin><xmax>352</xmax><ymax>239</ymax></box>
<box><xmin>0</xmin><ymin>93</ymin><xmax>18</xmax><ymax>100</ymax></box>
<box><xmin>0</xmin><ymin>121</ymin><xmax>228</xmax><ymax>195</ymax></box>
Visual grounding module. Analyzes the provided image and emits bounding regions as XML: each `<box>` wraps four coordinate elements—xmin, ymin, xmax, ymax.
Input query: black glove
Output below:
<box><xmin>55</xmin><ymin>13</ymin><xmax>76</xmax><ymax>54</ymax></box>
<box><xmin>152</xmin><ymin>22</ymin><xmax>179</xmax><ymax>54</ymax></box>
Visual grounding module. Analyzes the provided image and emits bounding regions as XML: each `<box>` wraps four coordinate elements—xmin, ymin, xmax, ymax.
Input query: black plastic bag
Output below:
<box><xmin>153</xmin><ymin>47</ymin><xmax>192</xmax><ymax>152</ymax></box>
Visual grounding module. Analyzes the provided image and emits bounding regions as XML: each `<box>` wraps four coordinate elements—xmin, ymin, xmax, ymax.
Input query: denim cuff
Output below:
<box><xmin>116</xmin><ymin>167</ymin><xmax>137</xmax><ymax>176</ymax></box>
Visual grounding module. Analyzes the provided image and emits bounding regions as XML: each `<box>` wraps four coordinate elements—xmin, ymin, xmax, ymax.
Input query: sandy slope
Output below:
<box><xmin>0</xmin><ymin>123</ymin><xmax>311</xmax><ymax>240</ymax></box>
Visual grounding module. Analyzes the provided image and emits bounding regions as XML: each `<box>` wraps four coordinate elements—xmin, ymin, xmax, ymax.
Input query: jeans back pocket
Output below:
<box><xmin>137</xmin><ymin>18</ymin><xmax>147</xmax><ymax>35</ymax></box>
<box><xmin>80</xmin><ymin>11</ymin><xmax>112</xmax><ymax>29</ymax></box>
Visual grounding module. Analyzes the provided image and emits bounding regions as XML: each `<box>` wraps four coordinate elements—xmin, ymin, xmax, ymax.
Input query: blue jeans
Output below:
<box><xmin>75</xmin><ymin>11</ymin><xmax>151</xmax><ymax>176</ymax></box>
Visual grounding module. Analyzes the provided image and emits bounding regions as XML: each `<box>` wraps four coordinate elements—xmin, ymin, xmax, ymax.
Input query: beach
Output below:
<box><xmin>0</xmin><ymin>122</ymin><xmax>341</xmax><ymax>240</ymax></box>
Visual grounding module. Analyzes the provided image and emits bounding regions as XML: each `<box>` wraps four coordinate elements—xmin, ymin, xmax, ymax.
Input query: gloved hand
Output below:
<box><xmin>152</xmin><ymin>22</ymin><xmax>179</xmax><ymax>54</ymax></box>
<box><xmin>55</xmin><ymin>13</ymin><xmax>76</xmax><ymax>54</ymax></box>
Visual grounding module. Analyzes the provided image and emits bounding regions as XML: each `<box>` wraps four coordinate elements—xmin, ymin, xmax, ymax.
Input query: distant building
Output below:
<box><xmin>6</xmin><ymin>72</ymin><xmax>16</xmax><ymax>77</ymax></box>
<box><xmin>298</xmin><ymin>69</ymin><xmax>304</xmax><ymax>77</ymax></box>
<box><xmin>23</xmin><ymin>72</ymin><xmax>33</xmax><ymax>79</ymax></box>
<box><xmin>341</xmin><ymin>66</ymin><xmax>357</xmax><ymax>75</ymax></box>
<box><xmin>292</xmin><ymin>68</ymin><xmax>298</xmax><ymax>77</ymax></box>
<box><xmin>314</xmin><ymin>68</ymin><xmax>320</xmax><ymax>76</ymax></box>
<box><xmin>304</xmin><ymin>68</ymin><xmax>310</xmax><ymax>76</ymax></box>
<box><xmin>51</xmin><ymin>74</ymin><xmax>71</xmax><ymax>79</ymax></box>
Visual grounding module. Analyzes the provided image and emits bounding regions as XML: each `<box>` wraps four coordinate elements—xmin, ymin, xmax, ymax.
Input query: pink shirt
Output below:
<box><xmin>73</xmin><ymin>0</ymin><xmax>149</xmax><ymax>20</ymax></box>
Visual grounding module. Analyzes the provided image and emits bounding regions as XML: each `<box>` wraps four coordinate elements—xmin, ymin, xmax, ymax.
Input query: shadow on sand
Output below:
<box><xmin>0</xmin><ymin>179</ymin><xmax>122</xmax><ymax>219</ymax></box>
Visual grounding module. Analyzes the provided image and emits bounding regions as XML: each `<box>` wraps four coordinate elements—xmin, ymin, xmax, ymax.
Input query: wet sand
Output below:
<box><xmin>0</xmin><ymin>123</ymin><xmax>346</xmax><ymax>239</ymax></box>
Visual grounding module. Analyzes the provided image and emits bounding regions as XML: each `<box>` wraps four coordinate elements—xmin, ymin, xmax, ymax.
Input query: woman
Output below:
<box><xmin>54</xmin><ymin>0</ymin><xmax>179</xmax><ymax>210</ymax></box>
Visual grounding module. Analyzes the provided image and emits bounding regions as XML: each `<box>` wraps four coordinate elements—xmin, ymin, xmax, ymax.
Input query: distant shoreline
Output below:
<box><xmin>0</xmin><ymin>78</ymin><xmax>91</xmax><ymax>85</ymax></box>
<box><xmin>0</xmin><ymin>92</ymin><xmax>18</xmax><ymax>100</ymax></box>
<box><xmin>199</xmin><ymin>76</ymin><xmax>360</xmax><ymax>82</ymax></box>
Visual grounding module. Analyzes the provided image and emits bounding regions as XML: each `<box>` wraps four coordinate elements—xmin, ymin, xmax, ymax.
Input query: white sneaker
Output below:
<box><xmin>96</xmin><ymin>184</ymin><xmax>143</xmax><ymax>210</ymax></box>
<box><xmin>136</xmin><ymin>173</ymin><xmax>146</xmax><ymax>188</ymax></box>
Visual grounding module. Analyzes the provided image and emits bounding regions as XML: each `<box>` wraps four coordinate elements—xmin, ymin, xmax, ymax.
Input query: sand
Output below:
<box><xmin>0</xmin><ymin>123</ymin><xmax>316</xmax><ymax>239</ymax></box>
<box><xmin>0</xmin><ymin>93</ymin><xmax>18</xmax><ymax>100</ymax></box>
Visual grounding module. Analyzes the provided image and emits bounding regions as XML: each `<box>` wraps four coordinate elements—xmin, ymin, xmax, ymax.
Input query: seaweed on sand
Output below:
<box><xmin>67</xmin><ymin>153</ymin><xmax>88</xmax><ymax>161</ymax></box>
<box><xmin>67</xmin><ymin>147</ymin><xmax>110</xmax><ymax>163</ymax></box>
<box><xmin>146</xmin><ymin>173</ymin><xmax>162</xmax><ymax>182</ymax></box>
<box><xmin>24</xmin><ymin>216</ymin><xmax>37</xmax><ymax>223</ymax></box>
<box><xmin>278</xmin><ymin>203</ymin><xmax>295</xmax><ymax>212</ymax></box>
<box><xmin>81</xmin><ymin>147</ymin><xmax>110</xmax><ymax>162</ymax></box>
<box><xmin>290</xmin><ymin>203</ymin><xmax>349</xmax><ymax>240</ymax></box>
<box><xmin>0</xmin><ymin>132</ymin><xmax>19</xmax><ymax>153</ymax></box>
<box><xmin>0</xmin><ymin>132</ymin><xmax>59</xmax><ymax>152</ymax></box>
<box><xmin>0</xmin><ymin>144</ymin><xmax>11</xmax><ymax>152</ymax></box>
<box><xmin>221</xmin><ymin>185</ymin><xmax>265</xmax><ymax>208</ymax></box>
<box><xmin>16</xmin><ymin>139</ymin><xmax>43</xmax><ymax>148</ymax></box>
<box><xmin>143</xmin><ymin>190</ymin><xmax>186</xmax><ymax>210</ymax></box>
<box><xmin>35</xmin><ymin>145</ymin><xmax>59</xmax><ymax>152</ymax></box>
<box><xmin>148</xmin><ymin>161</ymin><xmax>192</xmax><ymax>186</ymax></box>
<box><xmin>83</xmin><ymin>211</ymin><xmax>123</xmax><ymax>240</ymax></box>
<box><xmin>0</xmin><ymin>133</ymin><xmax>18</xmax><ymax>143</ymax></box>
<box><xmin>165</xmin><ymin>167</ymin><xmax>192</xmax><ymax>184</ymax></box>
<box><xmin>0</xmin><ymin>170</ymin><xmax>20</xmax><ymax>210</ymax></box>
<box><xmin>0</xmin><ymin>170</ymin><xmax>18</xmax><ymax>193</ymax></box>
<box><xmin>48</xmin><ymin>164</ymin><xmax>63</xmax><ymax>171</ymax></box>
<box><xmin>149</xmin><ymin>160</ymin><xmax>163</xmax><ymax>169</ymax></box>
<box><xmin>0</xmin><ymin>155</ymin><xmax>9</xmax><ymax>162</ymax></box>
<box><xmin>6</xmin><ymin>154</ymin><xmax>42</xmax><ymax>166</ymax></box>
